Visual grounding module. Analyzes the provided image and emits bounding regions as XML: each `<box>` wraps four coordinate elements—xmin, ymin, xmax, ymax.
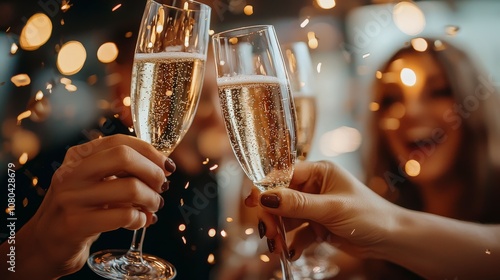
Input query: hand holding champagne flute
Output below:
<box><xmin>87</xmin><ymin>1</ymin><xmax>211</xmax><ymax>279</ymax></box>
<box><xmin>212</xmin><ymin>25</ymin><xmax>297</xmax><ymax>280</ymax></box>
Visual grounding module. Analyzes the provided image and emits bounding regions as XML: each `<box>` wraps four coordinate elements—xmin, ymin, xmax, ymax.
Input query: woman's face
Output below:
<box><xmin>375</xmin><ymin>51</ymin><xmax>463</xmax><ymax>184</ymax></box>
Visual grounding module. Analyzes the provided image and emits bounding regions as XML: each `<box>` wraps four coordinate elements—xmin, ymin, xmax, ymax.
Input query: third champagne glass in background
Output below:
<box><xmin>282</xmin><ymin>42</ymin><xmax>317</xmax><ymax>161</ymax></box>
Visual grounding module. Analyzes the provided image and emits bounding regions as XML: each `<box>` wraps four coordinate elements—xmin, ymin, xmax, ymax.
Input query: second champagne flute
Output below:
<box><xmin>87</xmin><ymin>0</ymin><xmax>211</xmax><ymax>279</ymax></box>
<box><xmin>212</xmin><ymin>25</ymin><xmax>297</xmax><ymax>280</ymax></box>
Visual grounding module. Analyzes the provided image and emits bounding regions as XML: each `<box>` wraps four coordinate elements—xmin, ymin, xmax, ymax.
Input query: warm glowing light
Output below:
<box><xmin>181</xmin><ymin>236</ymin><xmax>187</xmax><ymax>244</ymax></box>
<box><xmin>11</xmin><ymin>74</ymin><xmax>31</xmax><ymax>87</ymax></box>
<box><xmin>203</xmin><ymin>158</ymin><xmax>210</xmax><ymax>164</ymax></box>
<box><xmin>179</xmin><ymin>224</ymin><xmax>186</xmax><ymax>231</ymax></box>
<box><xmin>10</xmin><ymin>43</ymin><xmax>18</xmax><ymax>54</ymax></box>
<box><xmin>380</xmin><ymin>118</ymin><xmax>400</xmax><ymax>130</ymax></box>
<box><xmin>125</xmin><ymin>31</ymin><xmax>133</xmax><ymax>38</ymax></box>
<box><xmin>60</xmin><ymin>77</ymin><xmax>72</xmax><ymax>85</ymax></box>
<box><xmin>32</xmin><ymin>177</ymin><xmax>38</xmax><ymax>186</ymax></box>
<box><xmin>97</xmin><ymin>42</ymin><xmax>119</xmax><ymax>63</ymax></box>
<box><xmin>300</xmin><ymin>18</ymin><xmax>310</xmax><ymax>28</ymax></box>
<box><xmin>65</xmin><ymin>84</ymin><xmax>78</xmax><ymax>92</ymax></box>
<box><xmin>404</xmin><ymin>160</ymin><xmax>421</xmax><ymax>177</ymax></box>
<box><xmin>57</xmin><ymin>41</ymin><xmax>87</xmax><ymax>75</ymax></box>
<box><xmin>393</xmin><ymin>2</ymin><xmax>426</xmax><ymax>36</ymax></box>
<box><xmin>112</xmin><ymin>4</ymin><xmax>122</xmax><ymax>12</ymax></box>
<box><xmin>245</xmin><ymin>228</ymin><xmax>254</xmax><ymax>235</ymax></box>
<box><xmin>87</xmin><ymin>75</ymin><xmax>98</xmax><ymax>85</ymax></box>
<box><xmin>17</xmin><ymin>110</ymin><xmax>32</xmax><ymax>124</ymax></box>
<box><xmin>316</xmin><ymin>0</ymin><xmax>336</xmax><ymax>9</ymax></box>
<box><xmin>61</xmin><ymin>0</ymin><xmax>72</xmax><ymax>12</ymax></box>
<box><xmin>434</xmin><ymin>40</ymin><xmax>446</xmax><ymax>51</ymax></box>
<box><xmin>19</xmin><ymin>13</ymin><xmax>53</xmax><ymax>51</ymax></box>
<box><xmin>220</xmin><ymin>230</ymin><xmax>227</xmax><ymax>237</ymax></box>
<box><xmin>260</xmin><ymin>254</ymin><xmax>271</xmax><ymax>262</ymax></box>
<box><xmin>307</xmin><ymin>32</ymin><xmax>318</xmax><ymax>49</ymax></box>
<box><xmin>226</xmin><ymin>217</ymin><xmax>233</xmax><ymax>223</ymax></box>
<box><xmin>316</xmin><ymin>63</ymin><xmax>322</xmax><ymax>73</ymax></box>
<box><xmin>445</xmin><ymin>25</ymin><xmax>460</xmax><ymax>36</ymax></box>
<box><xmin>400</xmin><ymin>68</ymin><xmax>417</xmax><ymax>86</ymax></box>
<box><xmin>320</xmin><ymin>126</ymin><xmax>362</xmax><ymax>157</ymax></box>
<box><xmin>184</xmin><ymin>182</ymin><xmax>190</xmax><ymax>189</ymax></box>
<box><xmin>122</xmin><ymin>96</ymin><xmax>131</xmax><ymax>106</ymax></box>
<box><xmin>369</xmin><ymin>102</ymin><xmax>380</xmax><ymax>112</ymax></box>
<box><xmin>229</xmin><ymin>37</ymin><xmax>238</xmax><ymax>44</ymax></box>
<box><xmin>376</xmin><ymin>71</ymin><xmax>383</xmax><ymax>79</ymax></box>
<box><xmin>35</xmin><ymin>90</ymin><xmax>44</xmax><ymax>101</ymax></box>
<box><xmin>209</xmin><ymin>164</ymin><xmax>218</xmax><ymax>171</ymax></box>
<box><xmin>486</xmin><ymin>249</ymin><xmax>491</xmax><ymax>255</ymax></box>
<box><xmin>243</xmin><ymin>5</ymin><xmax>253</xmax><ymax>15</ymax></box>
<box><xmin>208</xmin><ymin>29</ymin><xmax>214</xmax><ymax>35</ymax></box>
<box><xmin>208</xmin><ymin>228</ymin><xmax>217</xmax><ymax>237</ymax></box>
<box><xmin>19</xmin><ymin>153</ymin><xmax>28</xmax><ymax>165</ymax></box>
<box><xmin>411</xmin><ymin>38</ymin><xmax>428</xmax><ymax>52</ymax></box>
<box><xmin>207</xmin><ymin>254</ymin><xmax>215</xmax><ymax>264</ymax></box>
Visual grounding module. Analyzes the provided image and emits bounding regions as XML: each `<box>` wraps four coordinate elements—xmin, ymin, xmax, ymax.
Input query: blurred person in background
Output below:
<box><xmin>361</xmin><ymin>37</ymin><xmax>500</xmax><ymax>279</ymax></box>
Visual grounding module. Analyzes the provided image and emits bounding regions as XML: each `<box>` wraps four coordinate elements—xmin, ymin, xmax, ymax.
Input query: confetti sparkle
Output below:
<box><xmin>112</xmin><ymin>4</ymin><xmax>122</xmax><ymax>12</ymax></box>
<box><xmin>184</xmin><ymin>182</ymin><xmax>190</xmax><ymax>189</ymax></box>
<box><xmin>209</xmin><ymin>164</ymin><xmax>218</xmax><ymax>171</ymax></box>
<box><xmin>486</xmin><ymin>249</ymin><xmax>491</xmax><ymax>255</ymax></box>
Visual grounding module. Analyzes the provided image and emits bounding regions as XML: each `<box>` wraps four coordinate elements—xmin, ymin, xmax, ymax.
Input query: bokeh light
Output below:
<box><xmin>405</xmin><ymin>159</ymin><xmax>421</xmax><ymax>177</ymax></box>
<box><xmin>57</xmin><ymin>41</ymin><xmax>87</xmax><ymax>75</ymax></box>
<box><xmin>400</xmin><ymin>68</ymin><xmax>417</xmax><ymax>86</ymax></box>
<box><xmin>316</xmin><ymin>0</ymin><xmax>336</xmax><ymax>10</ymax></box>
<box><xmin>11</xmin><ymin>74</ymin><xmax>31</xmax><ymax>87</ymax></box>
<box><xmin>411</xmin><ymin>38</ymin><xmax>428</xmax><ymax>52</ymax></box>
<box><xmin>19</xmin><ymin>13</ymin><xmax>53</xmax><ymax>51</ymax></box>
<box><xmin>320</xmin><ymin>126</ymin><xmax>362</xmax><ymax>157</ymax></box>
<box><xmin>392</xmin><ymin>2</ymin><xmax>426</xmax><ymax>36</ymax></box>
<box><xmin>97</xmin><ymin>42</ymin><xmax>119</xmax><ymax>63</ymax></box>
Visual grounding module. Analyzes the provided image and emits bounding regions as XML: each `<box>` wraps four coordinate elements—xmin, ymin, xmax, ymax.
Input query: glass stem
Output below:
<box><xmin>125</xmin><ymin>228</ymin><xmax>148</xmax><ymax>265</ymax></box>
<box><xmin>276</xmin><ymin>215</ymin><xmax>294</xmax><ymax>280</ymax></box>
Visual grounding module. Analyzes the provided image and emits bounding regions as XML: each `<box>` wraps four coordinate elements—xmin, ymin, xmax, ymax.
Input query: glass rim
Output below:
<box><xmin>212</xmin><ymin>25</ymin><xmax>274</xmax><ymax>39</ymax></box>
<box><xmin>149</xmin><ymin>0</ymin><xmax>211</xmax><ymax>12</ymax></box>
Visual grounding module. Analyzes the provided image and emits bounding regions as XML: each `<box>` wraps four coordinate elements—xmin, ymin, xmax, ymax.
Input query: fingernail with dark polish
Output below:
<box><xmin>161</xmin><ymin>179</ymin><xmax>170</xmax><ymax>192</ymax></box>
<box><xmin>288</xmin><ymin>249</ymin><xmax>295</xmax><ymax>260</ymax></box>
<box><xmin>159</xmin><ymin>196</ymin><xmax>164</xmax><ymax>210</ymax></box>
<box><xmin>164</xmin><ymin>157</ymin><xmax>176</xmax><ymax>173</ymax></box>
<box><xmin>261</xmin><ymin>194</ymin><xmax>280</xmax><ymax>208</ymax></box>
<box><xmin>258</xmin><ymin>220</ymin><xmax>266</xmax><ymax>239</ymax></box>
<box><xmin>267</xmin><ymin>238</ymin><xmax>275</xmax><ymax>253</ymax></box>
<box><xmin>152</xmin><ymin>214</ymin><xmax>158</xmax><ymax>225</ymax></box>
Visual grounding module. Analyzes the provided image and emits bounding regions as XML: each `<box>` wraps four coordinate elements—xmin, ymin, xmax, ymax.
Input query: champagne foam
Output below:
<box><xmin>134</xmin><ymin>52</ymin><xmax>206</xmax><ymax>61</ymax></box>
<box><xmin>217</xmin><ymin>75</ymin><xmax>285</xmax><ymax>86</ymax></box>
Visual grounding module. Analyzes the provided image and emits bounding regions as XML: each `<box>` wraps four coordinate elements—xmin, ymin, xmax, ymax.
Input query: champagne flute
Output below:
<box><xmin>87</xmin><ymin>1</ymin><xmax>211</xmax><ymax>279</ymax></box>
<box><xmin>282</xmin><ymin>42</ymin><xmax>339</xmax><ymax>280</ymax></box>
<box><xmin>212</xmin><ymin>25</ymin><xmax>297</xmax><ymax>280</ymax></box>
<box><xmin>282</xmin><ymin>42</ymin><xmax>317</xmax><ymax>161</ymax></box>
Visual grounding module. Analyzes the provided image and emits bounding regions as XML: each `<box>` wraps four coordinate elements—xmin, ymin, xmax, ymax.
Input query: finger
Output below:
<box><xmin>68</xmin><ymin>177</ymin><xmax>163</xmax><ymax>212</ymax></box>
<box><xmin>63</xmin><ymin>134</ymin><xmax>176</xmax><ymax>175</ymax></box>
<box><xmin>287</xmin><ymin>225</ymin><xmax>317</xmax><ymax>261</ymax></box>
<box><xmin>60</xmin><ymin>145</ymin><xmax>166</xmax><ymax>193</ymax></box>
<box><xmin>244</xmin><ymin>186</ymin><xmax>261</xmax><ymax>207</ymax></box>
<box><xmin>72</xmin><ymin>208</ymin><xmax>149</xmax><ymax>236</ymax></box>
<box><xmin>258</xmin><ymin>188</ymin><xmax>337</xmax><ymax>223</ymax></box>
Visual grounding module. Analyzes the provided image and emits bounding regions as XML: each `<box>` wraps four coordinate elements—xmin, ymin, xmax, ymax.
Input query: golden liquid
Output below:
<box><xmin>294</xmin><ymin>95</ymin><xmax>317</xmax><ymax>160</ymax></box>
<box><xmin>131</xmin><ymin>52</ymin><xmax>205</xmax><ymax>155</ymax></box>
<box><xmin>218</xmin><ymin>76</ymin><xmax>295</xmax><ymax>191</ymax></box>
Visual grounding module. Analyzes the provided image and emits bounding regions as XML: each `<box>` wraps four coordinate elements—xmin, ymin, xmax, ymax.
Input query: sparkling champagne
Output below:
<box><xmin>131</xmin><ymin>52</ymin><xmax>205</xmax><ymax>155</ymax></box>
<box><xmin>218</xmin><ymin>75</ymin><xmax>295</xmax><ymax>191</ymax></box>
<box><xmin>294</xmin><ymin>95</ymin><xmax>317</xmax><ymax>160</ymax></box>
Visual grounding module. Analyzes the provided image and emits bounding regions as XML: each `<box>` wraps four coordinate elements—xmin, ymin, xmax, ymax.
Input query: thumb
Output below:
<box><xmin>259</xmin><ymin>188</ymin><xmax>332</xmax><ymax>223</ymax></box>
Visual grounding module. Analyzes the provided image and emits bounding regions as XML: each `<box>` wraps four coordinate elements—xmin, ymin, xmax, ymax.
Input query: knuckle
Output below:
<box><xmin>113</xmin><ymin>145</ymin><xmax>134</xmax><ymax>163</ymax></box>
<box><xmin>125</xmin><ymin>178</ymin><xmax>143</xmax><ymax>198</ymax></box>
